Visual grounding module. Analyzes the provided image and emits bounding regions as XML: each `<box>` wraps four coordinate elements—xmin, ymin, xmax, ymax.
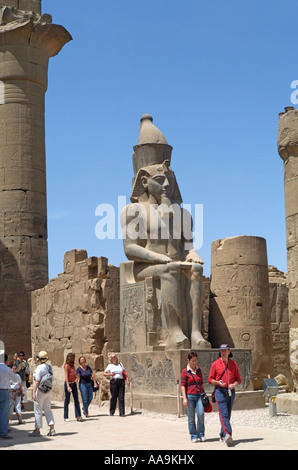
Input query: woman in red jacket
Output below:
<box><xmin>208</xmin><ymin>344</ymin><xmax>241</xmax><ymax>446</ymax></box>
<box><xmin>181</xmin><ymin>351</ymin><xmax>206</xmax><ymax>443</ymax></box>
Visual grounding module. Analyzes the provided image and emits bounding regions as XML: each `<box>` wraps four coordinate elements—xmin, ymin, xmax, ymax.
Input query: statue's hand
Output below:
<box><xmin>185</xmin><ymin>250</ymin><xmax>204</xmax><ymax>265</ymax></box>
<box><xmin>153</xmin><ymin>253</ymin><xmax>172</xmax><ymax>264</ymax></box>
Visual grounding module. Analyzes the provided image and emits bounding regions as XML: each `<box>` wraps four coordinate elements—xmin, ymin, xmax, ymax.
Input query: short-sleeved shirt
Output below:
<box><xmin>10</xmin><ymin>373</ymin><xmax>21</xmax><ymax>390</ymax></box>
<box><xmin>16</xmin><ymin>360</ymin><xmax>28</xmax><ymax>381</ymax></box>
<box><xmin>105</xmin><ymin>363</ymin><xmax>125</xmax><ymax>380</ymax></box>
<box><xmin>34</xmin><ymin>363</ymin><xmax>52</xmax><ymax>382</ymax></box>
<box><xmin>76</xmin><ymin>365</ymin><xmax>93</xmax><ymax>384</ymax></box>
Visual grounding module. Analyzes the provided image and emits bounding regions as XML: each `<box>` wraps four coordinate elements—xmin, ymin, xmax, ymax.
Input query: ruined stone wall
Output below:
<box><xmin>268</xmin><ymin>266</ymin><xmax>292</xmax><ymax>387</ymax></box>
<box><xmin>31</xmin><ymin>249</ymin><xmax>119</xmax><ymax>400</ymax></box>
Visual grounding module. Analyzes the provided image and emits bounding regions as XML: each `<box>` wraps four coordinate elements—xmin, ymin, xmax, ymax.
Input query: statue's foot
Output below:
<box><xmin>166</xmin><ymin>332</ymin><xmax>190</xmax><ymax>350</ymax></box>
<box><xmin>191</xmin><ymin>333</ymin><xmax>211</xmax><ymax>349</ymax></box>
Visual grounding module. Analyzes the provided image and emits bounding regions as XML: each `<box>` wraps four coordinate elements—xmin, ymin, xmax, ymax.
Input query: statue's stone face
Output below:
<box><xmin>142</xmin><ymin>171</ymin><xmax>175</xmax><ymax>202</ymax></box>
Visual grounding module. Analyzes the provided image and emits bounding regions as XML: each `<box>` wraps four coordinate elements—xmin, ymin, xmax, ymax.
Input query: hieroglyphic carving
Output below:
<box><xmin>122</xmin><ymin>283</ymin><xmax>145</xmax><ymax>352</ymax></box>
<box><xmin>130</xmin><ymin>353</ymin><xmax>176</xmax><ymax>394</ymax></box>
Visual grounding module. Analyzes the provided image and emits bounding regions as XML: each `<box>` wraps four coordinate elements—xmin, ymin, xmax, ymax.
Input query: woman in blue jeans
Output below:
<box><xmin>76</xmin><ymin>356</ymin><xmax>98</xmax><ymax>417</ymax></box>
<box><xmin>64</xmin><ymin>353</ymin><xmax>83</xmax><ymax>422</ymax></box>
<box><xmin>181</xmin><ymin>351</ymin><xmax>206</xmax><ymax>443</ymax></box>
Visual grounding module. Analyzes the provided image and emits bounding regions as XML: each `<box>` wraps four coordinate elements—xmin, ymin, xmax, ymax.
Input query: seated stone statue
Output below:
<box><xmin>121</xmin><ymin>115</ymin><xmax>210</xmax><ymax>350</ymax></box>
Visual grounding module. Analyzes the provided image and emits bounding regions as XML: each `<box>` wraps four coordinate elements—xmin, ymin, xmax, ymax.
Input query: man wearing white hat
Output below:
<box><xmin>29</xmin><ymin>351</ymin><xmax>56</xmax><ymax>437</ymax></box>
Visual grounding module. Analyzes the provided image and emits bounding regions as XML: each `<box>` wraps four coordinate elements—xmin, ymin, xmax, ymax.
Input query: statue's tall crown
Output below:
<box><xmin>132</xmin><ymin>114</ymin><xmax>173</xmax><ymax>177</ymax></box>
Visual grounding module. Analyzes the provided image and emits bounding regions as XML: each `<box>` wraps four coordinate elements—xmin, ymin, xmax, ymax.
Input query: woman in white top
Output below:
<box><xmin>103</xmin><ymin>354</ymin><xmax>130</xmax><ymax>416</ymax></box>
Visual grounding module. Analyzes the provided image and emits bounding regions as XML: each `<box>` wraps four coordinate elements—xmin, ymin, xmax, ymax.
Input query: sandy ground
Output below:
<box><xmin>1</xmin><ymin>400</ymin><xmax>298</xmax><ymax>452</ymax></box>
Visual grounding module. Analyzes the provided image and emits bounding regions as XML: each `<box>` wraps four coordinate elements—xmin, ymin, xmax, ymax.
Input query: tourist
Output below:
<box><xmin>181</xmin><ymin>350</ymin><xmax>206</xmax><ymax>443</ymax></box>
<box><xmin>64</xmin><ymin>353</ymin><xmax>83</xmax><ymax>422</ymax></box>
<box><xmin>0</xmin><ymin>354</ymin><xmax>19</xmax><ymax>439</ymax></box>
<box><xmin>9</xmin><ymin>364</ymin><xmax>24</xmax><ymax>425</ymax></box>
<box><xmin>103</xmin><ymin>353</ymin><xmax>129</xmax><ymax>416</ymax></box>
<box><xmin>29</xmin><ymin>351</ymin><xmax>56</xmax><ymax>437</ymax></box>
<box><xmin>208</xmin><ymin>344</ymin><xmax>242</xmax><ymax>446</ymax></box>
<box><xmin>15</xmin><ymin>351</ymin><xmax>29</xmax><ymax>408</ymax></box>
<box><xmin>76</xmin><ymin>356</ymin><xmax>98</xmax><ymax>417</ymax></box>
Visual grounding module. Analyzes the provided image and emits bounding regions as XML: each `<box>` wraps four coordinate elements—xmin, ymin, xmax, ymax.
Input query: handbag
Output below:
<box><xmin>120</xmin><ymin>362</ymin><xmax>127</xmax><ymax>381</ymax></box>
<box><xmin>200</xmin><ymin>392</ymin><xmax>210</xmax><ymax>408</ymax></box>
<box><xmin>91</xmin><ymin>379</ymin><xmax>99</xmax><ymax>392</ymax></box>
<box><xmin>211</xmin><ymin>364</ymin><xmax>228</xmax><ymax>403</ymax></box>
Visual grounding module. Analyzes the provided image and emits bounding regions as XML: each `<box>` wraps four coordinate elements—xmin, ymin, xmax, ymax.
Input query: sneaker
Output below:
<box><xmin>47</xmin><ymin>429</ymin><xmax>57</xmax><ymax>436</ymax></box>
<box><xmin>28</xmin><ymin>430</ymin><xmax>41</xmax><ymax>438</ymax></box>
<box><xmin>224</xmin><ymin>435</ymin><xmax>233</xmax><ymax>446</ymax></box>
<box><xmin>200</xmin><ymin>436</ymin><xmax>206</xmax><ymax>442</ymax></box>
<box><xmin>64</xmin><ymin>419</ymin><xmax>69</xmax><ymax>422</ymax></box>
<box><xmin>191</xmin><ymin>437</ymin><xmax>199</xmax><ymax>443</ymax></box>
<box><xmin>76</xmin><ymin>417</ymin><xmax>84</xmax><ymax>422</ymax></box>
<box><xmin>219</xmin><ymin>437</ymin><xmax>225</xmax><ymax>443</ymax></box>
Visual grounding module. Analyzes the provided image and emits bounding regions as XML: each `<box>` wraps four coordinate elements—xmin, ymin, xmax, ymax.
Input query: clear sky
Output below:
<box><xmin>43</xmin><ymin>0</ymin><xmax>297</xmax><ymax>280</ymax></box>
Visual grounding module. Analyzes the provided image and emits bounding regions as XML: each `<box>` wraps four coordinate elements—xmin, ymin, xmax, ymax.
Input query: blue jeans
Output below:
<box><xmin>64</xmin><ymin>382</ymin><xmax>81</xmax><ymax>419</ymax></box>
<box><xmin>79</xmin><ymin>382</ymin><xmax>93</xmax><ymax>416</ymax></box>
<box><xmin>186</xmin><ymin>394</ymin><xmax>205</xmax><ymax>440</ymax></box>
<box><xmin>215</xmin><ymin>388</ymin><xmax>235</xmax><ymax>438</ymax></box>
<box><xmin>0</xmin><ymin>390</ymin><xmax>10</xmax><ymax>437</ymax></box>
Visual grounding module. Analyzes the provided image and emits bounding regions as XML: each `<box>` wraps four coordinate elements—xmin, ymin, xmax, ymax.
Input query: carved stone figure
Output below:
<box><xmin>121</xmin><ymin>115</ymin><xmax>210</xmax><ymax>350</ymax></box>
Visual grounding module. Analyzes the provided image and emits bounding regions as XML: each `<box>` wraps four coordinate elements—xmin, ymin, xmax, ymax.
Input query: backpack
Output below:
<box><xmin>38</xmin><ymin>364</ymin><xmax>53</xmax><ymax>393</ymax></box>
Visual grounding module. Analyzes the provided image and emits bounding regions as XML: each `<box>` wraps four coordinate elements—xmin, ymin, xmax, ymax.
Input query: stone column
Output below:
<box><xmin>278</xmin><ymin>106</ymin><xmax>298</xmax><ymax>391</ymax></box>
<box><xmin>0</xmin><ymin>1</ymin><xmax>71</xmax><ymax>356</ymax></box>
<box><xmin>209</xmin><ymin>235</ymin><xmax>274</xmax><ymax>389</ymax></box>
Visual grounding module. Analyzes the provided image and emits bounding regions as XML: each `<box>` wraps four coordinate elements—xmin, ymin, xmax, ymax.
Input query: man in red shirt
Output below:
<box><xmin>208</xmin><ymin>344</ymin><xmax>241</xmax><ymax>446</ymax></box>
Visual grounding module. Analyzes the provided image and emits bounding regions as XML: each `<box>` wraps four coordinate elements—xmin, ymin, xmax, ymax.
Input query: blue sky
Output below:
<box><xmin>43</xmin><ymin>0</ymin><xmax>297</xmax><ymax>280</ymax></box>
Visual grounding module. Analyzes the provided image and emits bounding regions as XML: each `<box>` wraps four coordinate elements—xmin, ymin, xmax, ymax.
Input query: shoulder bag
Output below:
<box><xmin>188</xmin><ymin>368</ymin><xmax>210</xmax><ymax>409</ymax></box>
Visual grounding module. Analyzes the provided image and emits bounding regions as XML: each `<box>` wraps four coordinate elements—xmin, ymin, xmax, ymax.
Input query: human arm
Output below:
<box><xmin>64</xmin><ymin>364</ymin><xmax>72</xmax><ymax>392</ymax></box>
<box><xmin>228</xmin><ymin>362</ymin><xmax>241</xmax><ymax>390</ymax></box>
<box><xmin>181</xmin><ymin>385</ymin><xmax>188</xmax><ymax>407</ymax></box>
<box><xmin>121</xmin><ymin>204</ymin><xmax>172</xmax><ymax>264</ymax></box>
<box><xmin>103</xmin><ymin>365</ymin><xmax>115</xmax><ymax>378</ymax></box>
<box><xmin>180</xmin><ymin>369</ymin><xmax>188</xmax><ymax>407</ymax></box>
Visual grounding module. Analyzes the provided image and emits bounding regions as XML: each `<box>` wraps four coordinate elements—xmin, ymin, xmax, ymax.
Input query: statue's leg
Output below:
<box><xmin>184</xmin><ymin>264</ymin><xmax>211</xmax><ymax>349</ymax></box>
<box><xmin>159</xmin><ymin>263</ymin><xmax>190</xmax><ymax>349</ymax></box>
<box><xmin>135</xmin><ymin>262</ymin><xmax>190</xmax><ymax>349</ymax></box>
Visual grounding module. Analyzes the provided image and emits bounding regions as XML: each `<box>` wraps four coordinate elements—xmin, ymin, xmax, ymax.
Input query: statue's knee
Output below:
<box><xmin>165</xmin><ymin>262</ymin><xmax>181</xmax><ymax>274</ymax></box>
<box><xmin>191</xmin><ymin>263</ymin><xmax>203</xmax><ymax>275</ymax></box>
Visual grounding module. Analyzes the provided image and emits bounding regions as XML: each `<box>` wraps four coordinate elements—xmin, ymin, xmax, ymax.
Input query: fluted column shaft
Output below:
<box><xmin>278</xmin><ymin>107</ymin><xmax>298</xmax><ymax>391</ymax></box>
<box><xmin>0</xmin><ymin>4</ymin><xmax>71</xmax><ymax>356</ymax></box>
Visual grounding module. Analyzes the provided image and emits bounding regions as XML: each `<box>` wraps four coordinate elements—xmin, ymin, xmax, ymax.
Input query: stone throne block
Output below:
<box><xmin>120</xmin><ymin>262</ymin><xmax>167</xmax><ymax>352</ymax></box>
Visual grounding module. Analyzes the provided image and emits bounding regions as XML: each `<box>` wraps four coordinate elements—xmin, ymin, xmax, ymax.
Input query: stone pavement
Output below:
<box><xmin>1</xmin><ymin>400</ymin><xmax>297</xmax><ymax>452</ymax></box>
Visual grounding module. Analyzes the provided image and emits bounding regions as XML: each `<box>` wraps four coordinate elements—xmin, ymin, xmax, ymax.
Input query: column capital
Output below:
<box><xmin>0</xmin><ymin>6</ymin><xmax>72</xmax><ymax>58</ymax></box>
<box><xmin>278</xmin><ymin>107</ymin><xmax>298</xmax><ymax>161</ymax></box>
<box><xmin>0</xmin><ymin>1</ymin><xmax>41</xmax><ymax>14</ymax></box>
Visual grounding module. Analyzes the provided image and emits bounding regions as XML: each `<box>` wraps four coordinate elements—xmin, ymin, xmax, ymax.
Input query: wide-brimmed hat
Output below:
<box><xmin>37</xmin><ymin>351</ymin><xmax>48</xmax><ymax>362</ymax></box>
